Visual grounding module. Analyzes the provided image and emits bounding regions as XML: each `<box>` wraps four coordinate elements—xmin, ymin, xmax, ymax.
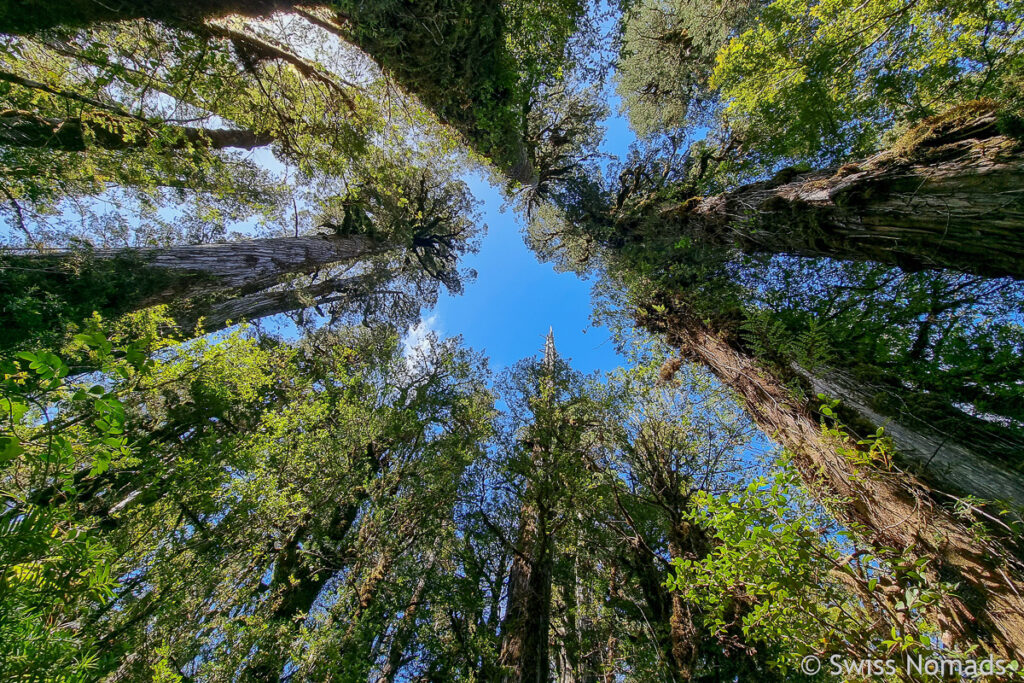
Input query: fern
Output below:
<box><xmin>792</xmin><ymin>317</ymin><xmax>833</xmax><ymax>370</ymax></box>
<box><xmin>740</xmin><ymin>309</ymin><xmax>793</xmax><ymax>361</ymax></box>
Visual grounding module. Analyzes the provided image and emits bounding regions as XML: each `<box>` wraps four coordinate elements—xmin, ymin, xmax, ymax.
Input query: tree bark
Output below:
<box><xmin>2</xmin><ymin>233</ymin><xmax>390</xmax><ymax>331</ymax></box>
<box><xmin>792</xmin><ymin>365</ymin><xmax>1024</xmax><ymax>509</ymax></box>
<box><xmin>124</xmin><ymin>234</ymin><xmax>385</xmax><ymax>298</ymax></box>
<box><xmin>638</xmin><ymin>297</ymin><xmax>1024</xmax><ymax>658</ymax></box>
<box><xmin>0</xmin><ymin>111</ymin><xmax>272</xmax><ymax>152</ymax></box>
<box><xmin>499</xmin><ymin>498</ymin><xmax>554</xmax><ymax>683</ymax></box>
<box><xmin>656</xmin><ymin>108</ymin><xmax>1024</xmax><ymax>280</ymax></box>
<box><xmin>614</xmin><ymin>540</ymin><xmax>682</xmax><ymax>682</ymax></box>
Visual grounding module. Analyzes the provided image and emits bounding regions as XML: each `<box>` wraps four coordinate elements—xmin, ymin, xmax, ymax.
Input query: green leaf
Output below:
<box><xmin>90</xmin><ymin>450</ymin><xmax>111</xmax><ymax>476</ymax></box>
<box><xmin>0</xmin><ymin>397</ymin><xmax>28</xmax><ymax>422</ymax></box>
<box><xmin>0</xmin><ymin>435</ymin><xmax>24</xmax><ymax>463</ymax></box>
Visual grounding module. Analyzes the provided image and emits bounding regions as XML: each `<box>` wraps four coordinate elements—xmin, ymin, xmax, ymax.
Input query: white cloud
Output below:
<box><xmin>402</xmin><ymin>313</ymin><xmax>441</xmax><ymax>371</ymax></box>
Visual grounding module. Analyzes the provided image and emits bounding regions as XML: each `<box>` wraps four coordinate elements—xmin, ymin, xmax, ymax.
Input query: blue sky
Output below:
<box><xmin>421</xmin><ymin>95</ymin><xmax>636</xmax><ymax>375</ymax></box>
<box><xmin>422</xmin><ymin>174</ymin><xmax>621</xmax><ymax>374</ymax></box>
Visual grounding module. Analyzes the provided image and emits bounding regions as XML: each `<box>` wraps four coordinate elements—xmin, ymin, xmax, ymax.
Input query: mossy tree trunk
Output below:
<box><xmin>499</xmin><ymin>497</ymin><xmax>555</xmax><ymax>683</ymax></box>
<box><xmin>0</xmin><ymin>111</ymin><xmax>272</xmax><ymax>152</ymax></box>
<box><xmin>655</xmin><ymin>109</ymin><xmax>1024</xmax><ymax>280</ymax></box>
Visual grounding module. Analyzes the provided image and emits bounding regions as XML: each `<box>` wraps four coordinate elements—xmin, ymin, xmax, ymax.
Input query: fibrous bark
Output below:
<box><xmin>665</xmin><ymin>521</ymin><xmax>710</xmax><ymax>679</ymax></box>
<box><xmin>499</xmin><ymin>495</ymin><xmax>554</xmax><ymax>683</ymax></box>
<box><xmin>639</xmin><ymin>297</ymin><xmax>1024</xmax><ymax>657</ymax></box>
<box><xmin>0</xmin><ymin>233</ymin><xmax>391</xmax><ymax>353</ymax></box>
<box><xmin>15</xmin><ymin>233</ymin><xmax>384</xmax><ymax>306</ymax></box>
<box><xmin>657</xmin><ymin>107</ymin><xmax>1024</xmax><ymax>280</ymax></box>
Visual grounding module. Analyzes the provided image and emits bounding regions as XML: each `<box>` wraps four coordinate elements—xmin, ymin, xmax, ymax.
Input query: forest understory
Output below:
<box><xmin>1</xmin><ymin>0</ymin><xmax>1024</xmax><ymax>681</ymax></box>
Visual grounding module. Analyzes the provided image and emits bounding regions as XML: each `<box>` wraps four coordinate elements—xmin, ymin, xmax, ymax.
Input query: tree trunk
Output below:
<box><xmin>244</xmin><ymin>500</ymin><xmax>363</xmax><ymax>681</ymax></box>
<box><xmin>657</xmin><ymin>108</ymin><xmax>1024</xmax><ymax>280</ymax></box>
<box><xmin>376</xmin><ymin>552</ymin><xmax>435</xmax><ymax>683</ymax></box>
<box><xmin>0</xmin><ymin>111</ymin><xmax>272</xmax><ymax>151</ymax></box>
<box><xmin>123</xmin><ymin>234</ymin><xmax>385</xmax><ymax>299</ymax></box>
<box><xmin>499</xmin><ymin>499</ymin><xmax>554</xmax><ymax>683</ymax></box>
<box><xmin>1</xmin><ymin>233</ymin><xmax>390</xmax><ymax>350</ymax></box>
<box><xmin>244</xmin><ymin>445</ymin><xmax>380</xmax><ymax>680</ymax></box>
<box><xmin>178</xmin><ymin>271</ymin><xmax>385</xmax><ymax>335</ymax></box>
<box><xmin>637</xmin><ymin>297</ymin><xmax>1024</xmax><ymax>658</ymax></box>
<box><xmin>665</xmin><ymin>521</ymin><xmax>710</xmax><ymax>680</ymax></box>
<box><xmin>0</xmin><ymin>0</ymin><xmax>320</xmax><ymax>33</ymax></box>
<box><xmin>792</xmin><ymin>365</ymin><xmax>1024</xmax><ymax>509</ymax></box>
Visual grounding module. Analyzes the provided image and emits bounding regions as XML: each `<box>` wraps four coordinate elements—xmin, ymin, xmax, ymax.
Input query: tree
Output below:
<box><xmin>0</xmin><ymin>319</ymin><xmax>494</xmax><ymax>681</ymax></box>
<box><xmin>0</xmin><ymin>0</ymin><xmax>310</xmax><ymax>34</ymax></box>
<box><xmin>627</xmin><ymin>103</ymin><xmax>1024</xmax><ymax>281</ymax></box>
<box><xmin>668</xmin><ymin>466</ymin><xmax>966</xmax><ymax>675</ymax></box>
<box><xmin>632</xmin><ymin>292</ymin><xmax>1024</xmax><ymax>658</ymax></box>
<box><xmin>493</xmin><ymin>330</ymin><xmax>607</xmax><ymax>682</ymax></box>
<box><xmin>594</xmin><ymin>359</ymin><xmax>785</xmax><ymax>680</ymax></box>
<box><xmin>709</xmin><ymin>0</ymin><xmax>1024</xmax><ymax>165</ymax></box>
<box><xmin>616</xmin><ymin>0</ymin><xmax>1024</xmax><ymax>165</ymax></box>
<box><xmin>1</xmin><ymin>160</ymin><xmax>482</xmax><ymax>353</ymax></box>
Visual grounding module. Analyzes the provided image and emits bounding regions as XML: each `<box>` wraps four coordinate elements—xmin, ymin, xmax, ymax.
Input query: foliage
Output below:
<box><xmin>2</xmin><ymin>1</ymin><xmax>1024</xmax><ymax>680</ymax></box>
<box><xmin>1</xmin><ymin>320</ymin><xmax>496</xmax><ymax>680</ymax></box>
<box><xmin>0</xmin><ymin>327</ymin><xmax>155</xmax><ymax>680</ymax></box>
<box><xmin>667</xmin><ymin>466</ymin><xmax>964</xmax><ymax>674</ymax></box>
<box><xmin>615</xmin><ymin>0</ymin><xmax>758</xmax><ymax>137</ymax></box>
<box><xmin>711</xmin><ymin>0</ymin><xmax>1024</xmax><ymax>164</ymax></box>
<box><xmin>334</xmin><ymin>0</ymin><xmax>591</xmax><ymax>175</ymax></box>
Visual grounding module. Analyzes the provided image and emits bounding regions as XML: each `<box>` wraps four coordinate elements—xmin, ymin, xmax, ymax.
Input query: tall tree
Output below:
<box><xmin>633</xmin><ymin>293</ymin><xmax>1024</xmax><ymax>657</ymax></box>
<box><xmin>1</xmin><ymin>161</ymin><xmax>481</xmax><ymax>353</ymax></box>
<box><xmin>623</xmin><ymin>104</ymin><xmax>1024</xmax><ymax>281</ymax></box>
<box><xmin>496</xmin><ymin>330</ymin><xmax>605</xmax><ymax>682</ymax></box>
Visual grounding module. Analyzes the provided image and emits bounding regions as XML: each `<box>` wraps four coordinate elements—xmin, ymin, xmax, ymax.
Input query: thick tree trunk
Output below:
<box><xmin>658</xmin><ymin>109</ymin><xmax>1024</xmax><ymax>280</ymax></box>
<box><xmin>123</xmin><ymin>234</ymin><xmax>385</xmax><ymax>300</ymax></box>
<box><xmin>1</xmin><ymin>233</ymin><xmax>389</xmax><ymax>344</ymax></box>
<box><xmin>638</xmin><ymin>298</ymin><xmax>1024</xmax><ymax>657</ymax></box>
<box><xmin>0</xmin><ymin>111</ymin><xmax>272</xmax><ymax>151</ymax></box>
<box><xmin>499</xmin><ymin>499</ymin><xmax>554</xmax><ymax>683</ymax></box>
<box><xmin>244</xmin><ymin>501</ymin><xmax>363</xmax><ymax>681</ymax></box>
